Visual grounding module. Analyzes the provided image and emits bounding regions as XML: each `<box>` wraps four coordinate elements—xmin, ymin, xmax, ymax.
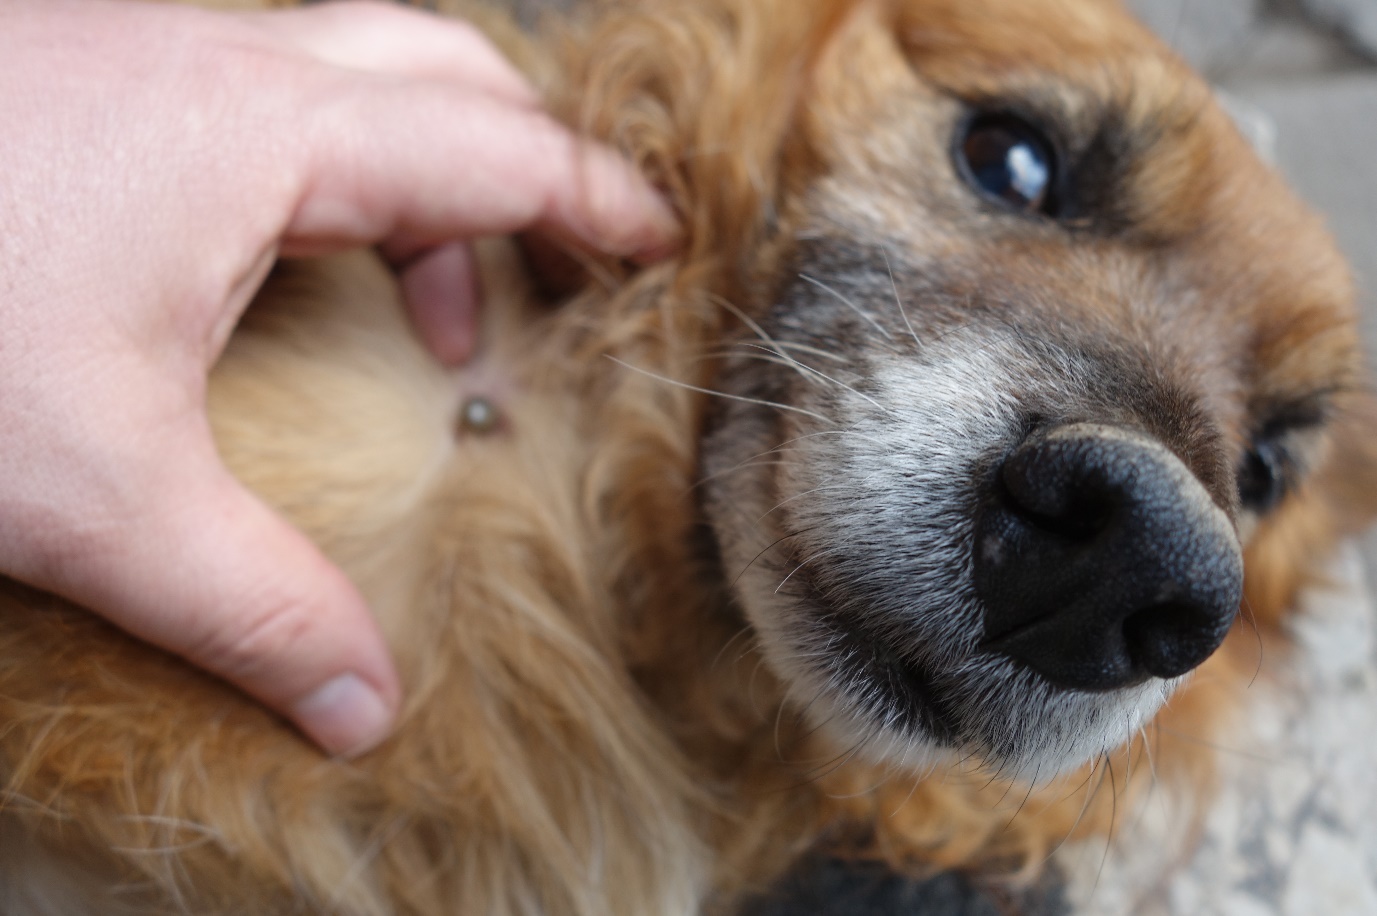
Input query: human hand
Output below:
<box><xmin>0</xmin><ymin>0</ymin><xmax>678</xmax><ymax>756</ymax></box>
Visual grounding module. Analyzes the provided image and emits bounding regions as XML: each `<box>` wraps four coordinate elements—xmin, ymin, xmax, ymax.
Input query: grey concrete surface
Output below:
<box><xmin>1301</xmin><ymin>0</ymin><xmax>1377</xmax><ymax>55</ymax></box>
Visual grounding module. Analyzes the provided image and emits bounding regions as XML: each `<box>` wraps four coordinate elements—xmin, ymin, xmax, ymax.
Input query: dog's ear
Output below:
<box><xmin>1243</xmin><ymin>386</ymin><xmax>1377</xmax><ymax>626</ymax></box>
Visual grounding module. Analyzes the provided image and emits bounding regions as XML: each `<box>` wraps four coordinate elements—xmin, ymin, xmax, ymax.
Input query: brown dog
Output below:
<box><xmin>3</xmin><ymin>0</ymin><xmax>1375</xmax><ymax>913</ymax></box>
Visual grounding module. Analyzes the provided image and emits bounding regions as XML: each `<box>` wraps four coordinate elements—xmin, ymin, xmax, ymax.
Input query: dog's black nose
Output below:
<box><xmin>974</xmin><ymin>424</ymin><xmax>1242</xmax><ymax>692</ymax></box>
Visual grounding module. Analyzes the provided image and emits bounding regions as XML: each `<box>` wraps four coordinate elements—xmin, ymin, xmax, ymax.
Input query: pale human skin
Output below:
<box><xmin>0</xmin><ymin>0</ymin><xmax>679</xmax><ymax>756</ymax></box>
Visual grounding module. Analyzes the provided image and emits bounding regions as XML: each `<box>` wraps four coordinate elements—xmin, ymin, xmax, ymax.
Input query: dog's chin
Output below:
<box><xmin>733</xmin><ymin>538</ymin><xmax>1178</xmax><ymax>782</ymax></box>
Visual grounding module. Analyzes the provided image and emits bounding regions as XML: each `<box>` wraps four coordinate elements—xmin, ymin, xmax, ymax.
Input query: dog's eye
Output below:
<box><xmin>958</xmin><ymin>114</ymin><xmax>1057</xmax><ymax>215</ymax></box>
<box><xmin>1237</xmin><ymin>405</ymin><xmax>1329</xmax><ymax>514</ymax></box>
<box><xmin>1237</xmin><ymin>439</ymin><xmax>1291</xmax><ymax>513</ymax></box>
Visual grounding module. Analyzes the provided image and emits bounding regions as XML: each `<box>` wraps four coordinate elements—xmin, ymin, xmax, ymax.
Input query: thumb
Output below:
<box><xmin>44</xmin><ymin>446</ymin><xmax>400</xmax><ymax>758</ymax></box>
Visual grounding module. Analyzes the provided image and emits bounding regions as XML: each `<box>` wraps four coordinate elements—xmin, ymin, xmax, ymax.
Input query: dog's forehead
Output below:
<box><xmin>893</xmin><ymin>0</ymin><xmax>1160</xmax><ymax>69</ymax></box>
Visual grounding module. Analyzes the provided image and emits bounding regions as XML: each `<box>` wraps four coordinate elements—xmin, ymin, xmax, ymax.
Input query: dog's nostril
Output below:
<box><xmin>1122</xmin><ymin>601</ymin><xmax>1232</xmax><ymax>680</ymax></box>
<box><xmin>997</xmin><ymin>467</ymin><xmax>1115</xmax><ymax>542</ymax></box>
<box><xmin>975</xmin><ymin>423</ymin><xmax>1242</xmax><ymax>692</ymax></box>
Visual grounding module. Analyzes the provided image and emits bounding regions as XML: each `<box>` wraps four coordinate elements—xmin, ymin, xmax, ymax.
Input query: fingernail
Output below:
<box><xmin>639</xmin><ymin>192</ymin><xmax>683</xmax><ymax>256</ymax></box>
<box><xmin>292</xmin><ymin>673</ymin><xmax>394</xmax><ymax>758</ymax></box>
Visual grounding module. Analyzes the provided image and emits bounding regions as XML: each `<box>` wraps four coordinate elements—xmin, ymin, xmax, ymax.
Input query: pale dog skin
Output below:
<box><xmin>3</xmin><ymin>0</ymin><xmax>1375</xmax><ymax>913</ymax></box>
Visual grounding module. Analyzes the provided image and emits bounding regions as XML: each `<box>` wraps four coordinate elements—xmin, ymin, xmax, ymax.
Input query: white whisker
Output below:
<box><xmin>879</xmin><ymin>246</ymin><xmax>921</xmax><ymax>348</ymax></box>
<box><xmin>775</xmin><ymin>544</ymin><xmax>844</xmax><ymax>594</ymax></box>
<box><xmin>797</xmin><ymin>272</ymin><xmax>895</xmax><ymax>343</ymax></box>
<box><xmin>759</xmin><ymin>481</ymin><xmax>867</xmax><ymax>522</ymax></box>
<box><xmin>737</xmin><ymin>344</ymin><xmax>890</xmax><ymax>416</ymax></box>
<box><xmin>773</xmin><ymin>340</ymin><xmax>852</xmax><ymax>364</ymax></box>
<box><xmin>605</xmin><ymin>355</ymin><xmax>831</xmax><ymax>423</ymax></box>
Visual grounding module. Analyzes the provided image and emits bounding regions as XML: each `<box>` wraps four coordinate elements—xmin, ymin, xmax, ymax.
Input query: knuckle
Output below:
<box><xmin>194</xmin><ymin>589</ymin><xmax>320</xmax><ymax>687</ymax></box>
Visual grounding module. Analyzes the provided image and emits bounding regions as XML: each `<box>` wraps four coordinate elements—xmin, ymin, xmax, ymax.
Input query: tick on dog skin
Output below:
<box><xmin>458</xmin><ymin>396</ymin><xmax>501</xmax><ymax>435</ymax></box>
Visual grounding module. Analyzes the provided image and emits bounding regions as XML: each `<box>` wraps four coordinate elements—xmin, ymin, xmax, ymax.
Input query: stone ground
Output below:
<box><xmin>1063</xmin><ymin>2</ymin><xmax>1377</xmax><ymax>914</ymax></box>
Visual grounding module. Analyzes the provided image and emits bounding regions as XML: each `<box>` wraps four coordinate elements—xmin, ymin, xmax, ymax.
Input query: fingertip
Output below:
<box><xmin>278</xmin><ymin>562</ymin><xmax>402</xmax><ymax>756</ymax></box>
<box><xmin>290</xmin><ymin>671</ymin><xmax>398</xmax><ymax>757</ymax></box>
<box><xmin>628</xmin><ymin>197</ymin><xmax>684</xmax><ymax>263</ymax></box>
<box><xmin>85</xmin><ymin>464</ymin><xmax>405</xmax><ymax>758</ymax></box>
<box><xmin>397</xmin><ymin>241</ymin><xmax>481</xmax><ymax>366</ymax></box>
<box><xmin>558</xmin><ymin>143</ymin><xmax>683</xmax><ymax>259</ymax></box>
<box><xmin>223</xmin><ymin>535</ymin><xmax>403</xmax><ymax>756</ymax></box>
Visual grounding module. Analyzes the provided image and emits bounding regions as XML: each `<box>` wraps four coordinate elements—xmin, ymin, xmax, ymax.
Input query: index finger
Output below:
<box><xmin>280</xmin><ymin>78</ymin><xmax>681</xmax><ymax>261</ymax></box>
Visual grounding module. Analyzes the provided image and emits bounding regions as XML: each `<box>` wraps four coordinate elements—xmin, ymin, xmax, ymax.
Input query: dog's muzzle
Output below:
<box><xmin>973</xmin><ymin>423</ymin><xmax>1242</xmax><ymax>692</ymax></box>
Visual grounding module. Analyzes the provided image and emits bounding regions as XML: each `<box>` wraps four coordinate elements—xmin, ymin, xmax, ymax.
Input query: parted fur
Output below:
<box><xmin>3</xmin><ymin>0</ymin><xmax>1376</xmax><ymax>914</ymax></box>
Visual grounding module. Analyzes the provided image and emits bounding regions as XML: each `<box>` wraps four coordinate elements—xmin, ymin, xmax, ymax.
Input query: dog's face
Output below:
<box><xmin>702</xmin><ymin>0</ymin><xmax>1364</xmax><ymax>780</ymax></box>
